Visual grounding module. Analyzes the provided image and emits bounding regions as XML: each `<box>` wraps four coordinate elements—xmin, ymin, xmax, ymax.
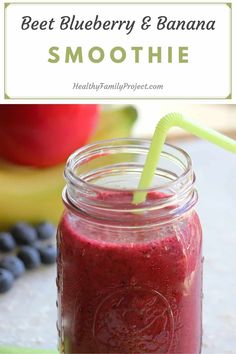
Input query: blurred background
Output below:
<box><xmin>0</xmin><ymin>104</ymin><xmax>235</xmax><ymax>354</ymax></box>
<box><xmin>134</xmin><ymin>103</ymin><xmax>236</xmax><ymax>138</ymax></box>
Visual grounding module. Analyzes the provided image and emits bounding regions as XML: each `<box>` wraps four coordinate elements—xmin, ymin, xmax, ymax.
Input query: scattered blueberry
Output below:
<box><xmin>0</xmin><ymin>221</ymin><xmax>57</xmax><ymax>294</ymax></box>
<box><xmin>18</xmin><ymin>246</ymin><xmax>41</xmax><ymax>270</ymax></box>
<box><xmin>0</xmin><ymin>232</ymin><xmax>16</xmax><ymax>252</ymax></box>
<box><xmin>0</xmin><ymin>256</ymin><xmax>25</xmax><ymax>279</ymax></box>
<box><xmin>0</xmin><ymin>268</ymin><xmax>14</xmax><ymax>293</ymax></box>
<box><xmin>35</xmin><ymin>222</ymin><xmax>56</xmax><ymax>240</ymax></box>
<box><xmin>39</xmin><ymin>245</ymin><xmax>57</xmax><ymax>265</ymax></box>
<box><xmin>11</xmin><ymin>222</ymin><xmax>38</xmax><ymax>245</ymax></box>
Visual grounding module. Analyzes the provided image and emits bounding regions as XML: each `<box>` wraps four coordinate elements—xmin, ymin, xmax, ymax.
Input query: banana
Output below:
<box><xmin>0</xmin><ymin>161</ymin><xmax>64</xmax><ymax>228</ymax></box>
<box><xmin>90</xmin><ymin>106</ymin><xmax>137</xmax><ymax>142</ymax></box>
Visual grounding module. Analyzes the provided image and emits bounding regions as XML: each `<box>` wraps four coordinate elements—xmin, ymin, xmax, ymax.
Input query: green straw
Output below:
<box><xmin>133</xmin><ymin>112</ymin><xmax>236</xmax><ymax>204</ymax></box>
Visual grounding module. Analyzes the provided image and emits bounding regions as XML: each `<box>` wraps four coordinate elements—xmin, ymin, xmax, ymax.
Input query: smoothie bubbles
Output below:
<box><xmin>57</xmin><ymin>113</ymin><xmax>236</xmax><ymax>353</ymax></box>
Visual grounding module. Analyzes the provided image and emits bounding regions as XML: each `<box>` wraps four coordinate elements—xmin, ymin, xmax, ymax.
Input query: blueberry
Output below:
<box><xmin>0</xmin><ymin>256</ymin><xmax>25</xmax><ymax>279</ymax></box>
<box><xmin>17</xmin><ymin>246</ymin><xmax>41</xmax><ymax>270</ymax></box>
<box><xmin>39</xmin><ymin>245</ymin><xmax>57</xmax><ymax>265</ymax></box>
<box><xmin>0</xmin><ymin>232</ymin><xmax>16</xmax><ymax>252</ymax></box>
<box><xmin>11</xmin><ymin>222</ymin><xmax>37</xmax><ymax>245</ymax></box>
<box><xmin>0</xmin><ymin>268</ymin><xmax>14</xmax><ymax>293</ymax></box>
<box><xmin>35</xmin><ymin>222</ymin><xmax>56</xmax><ymax>240</ymax></box>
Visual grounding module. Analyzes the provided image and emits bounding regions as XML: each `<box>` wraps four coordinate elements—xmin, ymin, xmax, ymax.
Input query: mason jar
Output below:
<box><xmin>57</xmin><ymin>138</ymin><xmax>202</xmax><ymax>354</ymax></box>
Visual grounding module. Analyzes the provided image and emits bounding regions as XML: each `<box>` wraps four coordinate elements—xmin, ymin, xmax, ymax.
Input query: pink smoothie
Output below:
<box><xmin>57</xmin><ymin>193</ymin><xmax>202</xmax><ymax>353</ymax></box>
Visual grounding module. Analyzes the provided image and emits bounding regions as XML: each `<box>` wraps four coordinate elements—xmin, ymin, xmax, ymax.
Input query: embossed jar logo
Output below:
<box><xmin>93</xmin><ymin>287</ymin><xmax>174</xmax><ymax>353</ymax></box>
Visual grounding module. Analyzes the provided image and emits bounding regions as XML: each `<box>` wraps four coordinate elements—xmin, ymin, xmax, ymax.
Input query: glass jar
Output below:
<box><xmin>57</xmin><ymin>138</ymin><xmax>202</xmax><ymax>354</ymax></box>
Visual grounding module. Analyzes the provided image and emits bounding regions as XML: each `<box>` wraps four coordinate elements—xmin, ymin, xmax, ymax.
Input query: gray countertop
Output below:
<box><xmin>0</xmin><ymin>139</ymin><xmax>236</xmax><ymax>353</ymax></box>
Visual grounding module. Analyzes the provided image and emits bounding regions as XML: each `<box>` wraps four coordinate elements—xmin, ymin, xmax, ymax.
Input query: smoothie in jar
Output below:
<box><xmin>57</xmin><ymin>140</ymin><xmax>202</xmax><ymax>354</ymax></box>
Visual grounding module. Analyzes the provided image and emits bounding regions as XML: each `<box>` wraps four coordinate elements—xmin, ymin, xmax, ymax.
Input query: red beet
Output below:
<box><xmin>0</xmin><ymin>104</ymin><xmax>99</xmax><ymax>167</ymax></box>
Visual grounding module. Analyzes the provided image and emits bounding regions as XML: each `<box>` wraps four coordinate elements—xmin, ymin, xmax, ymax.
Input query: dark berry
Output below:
<box><xmin>0</xmin><ymin>232</ymin><xmax>16</xmax><ymax>252</ymax></box>
<box><xmin>39</xmin><ymin>245</ymin><xmax>57</xmax><ymax>265</ymax></box>
<box><xmin>35</xmin><ymin>222</ymin><xmax>56</xmax><ymax>240</ymax></box>
<box><xmin>0</xmin><ymin>256</ymin><xmax>25</xmax><ymax>279</ymax></box>
<box><xmin>0</xmin><ymin>268</ymin><xmax>14</xmax><ymax>293</ymax></box>
<box><xmin>17</xmin><ymin>246</ymin><xmax>41</xmax><ymax>270</ymax></box>
<box><xmin>11</xmin><ymin>222</ymin><xmax>37</xmax><ymax>245</ymax></box>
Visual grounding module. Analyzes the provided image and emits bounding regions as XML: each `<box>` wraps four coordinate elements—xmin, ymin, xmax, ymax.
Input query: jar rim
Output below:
<box><xmin>65</xmin><ymin>138</ymin><xmax>193</xmax><ymax>193</ymax></box>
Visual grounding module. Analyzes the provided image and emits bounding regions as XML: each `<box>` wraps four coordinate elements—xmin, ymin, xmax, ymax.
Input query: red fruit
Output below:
<box><xmin>0</xmin><ymin>104</ymin><xmax>99</xmax><ymax>167</ymax></box>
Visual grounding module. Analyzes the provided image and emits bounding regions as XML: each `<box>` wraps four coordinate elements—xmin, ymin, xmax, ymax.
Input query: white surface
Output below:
<box><xmin>0</xmin><ymin>139</ymin><xmax>236</xmax><ymax>353</ymax></box>
<box><xmin>0</xmin><ymin>267</ymin><xmax>57</xmax><ymax>349</ymax></box>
